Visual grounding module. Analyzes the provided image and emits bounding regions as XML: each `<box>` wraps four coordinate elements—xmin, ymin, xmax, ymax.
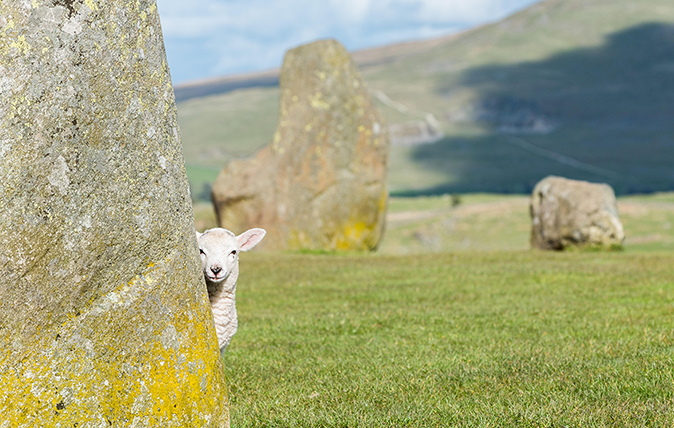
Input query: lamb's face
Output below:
<box><xmin>197</xmin><ymin>229</ymin><xmax>240</xmax><ymax>284</ymax></box>
<box><xmin>196</xmin><ymin>227</ymin><xmax>267</xmax><ymax>284</ymax></box>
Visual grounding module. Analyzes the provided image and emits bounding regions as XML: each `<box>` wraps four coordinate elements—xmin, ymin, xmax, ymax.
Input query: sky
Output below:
<box><xmin>156</xmin><ymin>0</ymin><xmax>543</xmax><ymax>85</ymax></box>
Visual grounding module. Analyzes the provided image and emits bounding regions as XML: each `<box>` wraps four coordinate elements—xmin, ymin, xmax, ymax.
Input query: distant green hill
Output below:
<box><xmin>176</xmin><ymin>0</ymin><xmax>674</xmax><ymax>200</ymax></box>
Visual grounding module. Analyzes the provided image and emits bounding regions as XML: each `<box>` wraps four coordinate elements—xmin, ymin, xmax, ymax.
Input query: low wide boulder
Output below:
<box><xmin>530</xmin><ymin>176</ymin><xmax>625</xmax><ymax>250</ymax></box>
<box><xmin>211</xmin><ymin>39</ymin><xmax>390</xmax><ymax>251</ymax></box>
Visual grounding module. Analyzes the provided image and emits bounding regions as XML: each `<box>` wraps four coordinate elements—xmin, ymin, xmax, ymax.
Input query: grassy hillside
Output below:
<box><xmin>222</xmin><ymin>250</ymin><xmax>674</xmax><ymax>426</ymax></box>
<box><xmin>177</xmin><ymin>87</ymin><xmax>280</xmax><ymax>199</ymax></box>
<box><xmin>176</xmin><ymin>0</ymin><xmax>674</xmax><ymax>199</ymax></box>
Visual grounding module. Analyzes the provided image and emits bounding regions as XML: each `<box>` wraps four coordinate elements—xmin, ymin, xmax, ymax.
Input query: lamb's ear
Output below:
<box><xmin>195</xmin><ymin>230</ymin><xmax>202</xmax><ymax>240</ymax></box>
<box><xmin>237</xmin><ymin>228</ymin><xmax>266</xmax><ymax>251</ymax></box>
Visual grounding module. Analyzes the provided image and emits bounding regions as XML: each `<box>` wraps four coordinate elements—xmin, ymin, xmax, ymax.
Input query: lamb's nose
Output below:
<box><xmin>211</xmin><ymin>266</ymin><xmax>222</xmax><ymax>275</ymax></box>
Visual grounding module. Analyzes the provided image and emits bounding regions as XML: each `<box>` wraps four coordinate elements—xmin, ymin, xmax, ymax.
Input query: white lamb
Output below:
<box><xmin>196</xmin><ymin>227</ymin><xmax>266</xmax><ymax>354</ymax></box>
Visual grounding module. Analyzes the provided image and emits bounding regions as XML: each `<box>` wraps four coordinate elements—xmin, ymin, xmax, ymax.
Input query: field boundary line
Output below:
<box><xmin>505</xmin><ymin>136</ymin><xmax>622</xmax><ymax>179</ymax></box>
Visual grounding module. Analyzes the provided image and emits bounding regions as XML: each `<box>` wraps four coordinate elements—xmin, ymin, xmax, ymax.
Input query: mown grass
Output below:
<box><xmin>225</xmin><ymin>251</ymin><xmax>674</xmax><ymax>427</ymax></box>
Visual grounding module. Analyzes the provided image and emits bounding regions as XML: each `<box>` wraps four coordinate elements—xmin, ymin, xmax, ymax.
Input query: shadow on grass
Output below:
<box><xmin>406</xmin><ymin>23</ymin><xmax>674</xmax><ymax>196</ymax></box>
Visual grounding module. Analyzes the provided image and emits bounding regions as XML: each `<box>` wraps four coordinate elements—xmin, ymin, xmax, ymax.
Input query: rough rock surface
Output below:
<box><xmin>211</xmin><ymin>39</ymin><xmax>390</xmax><ymax>251</ymax></box>
<box><xmin>530</xmin><ymin>176</ymin><xmax>625</xmax><ymax>250</ymax></box>
<box><xmin>0</xmin><ymin>1</ymin><xmax>229</xmax><ymax>426</ymax></box>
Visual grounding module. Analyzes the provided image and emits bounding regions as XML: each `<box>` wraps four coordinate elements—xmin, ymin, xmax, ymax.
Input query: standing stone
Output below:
<box><xmin>0</xmin><ymin>1</ymin><xmax>229</xmax><ymax>427</ymax></box>
<box><xmin>211</xmin><ymin>39</ymin><xmax>390</xmax><ymax>251</ymax></box>
<box><xmin>530</xmin><ymin>176</ymin><xmax>625</xmax><ymax>250</ymax></box>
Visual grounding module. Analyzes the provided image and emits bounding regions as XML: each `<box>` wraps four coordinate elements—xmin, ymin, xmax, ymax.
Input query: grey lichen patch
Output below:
<box><xmin>47</xmin><ymin>155</ymin><xmax>70</xmax><ymax>194</ymax></box>
<box><xmin>58</xmin><ymin>386</ymin><xmax>75</xmax><ymax>407</ymax></box>
<box><xmin>160</xmin><ymin>324</ymin><xmax>182</xmax><ymax>352</ymax></box>
<box><xmin>0</xmin><ymin>139</ymin><xmax>10</xmax><ymax>157</ymax></box>
<box><xmin>61</xmin><ymin>19</ymin><xmax>82</xmax><ymax>35</ymax></box>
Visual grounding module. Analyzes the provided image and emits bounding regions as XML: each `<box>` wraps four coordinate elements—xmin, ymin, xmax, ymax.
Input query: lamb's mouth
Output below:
<box><xmin>207</xmin><ymin>274</ymin><xmax>226</xmax><ymax>283</ymax></box>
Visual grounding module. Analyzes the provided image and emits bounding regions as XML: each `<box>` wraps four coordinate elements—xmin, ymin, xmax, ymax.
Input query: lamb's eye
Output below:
<box><xmin>230</xmin><ymin>250</ymin><xmax>237</xmax><ymax>256</ymax></box>
<box><xmin>199</xmin><ymin>248</ymin><xmax>205</xmax><ymax>255</ymax></box>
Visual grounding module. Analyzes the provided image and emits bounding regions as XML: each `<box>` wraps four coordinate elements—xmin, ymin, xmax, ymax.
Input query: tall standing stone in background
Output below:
<box><xmin>211</xmin><ymin>39</ymin><xmax>390</xmax><ymax>251</ymax></box>
<box><xmin>530</xmin><ymin>176</ymin><xmax>625</xmax><ymax>250</ymax></box>
<box><xmin>0</xmin><ymin>1</ymin><xmax>229</xmax><ymax>426</ymax></box>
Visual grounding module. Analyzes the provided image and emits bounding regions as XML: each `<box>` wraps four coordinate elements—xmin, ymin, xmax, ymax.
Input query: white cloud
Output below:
<box><xmin>329</xmin><ymin>0</ymin><xmax>373</xmax><ymax>23</ymax></box>
<box><xmin>156</xmin><ymin>0</ymin><xmax>542</xmax><ymax>83</ymax></box>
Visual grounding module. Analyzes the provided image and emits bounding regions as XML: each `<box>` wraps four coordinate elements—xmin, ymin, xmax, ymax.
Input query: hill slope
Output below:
<box><xmin>176</xmin><ymin>0</ymin><xmax>674</xmax><ymax>199</ymax></box>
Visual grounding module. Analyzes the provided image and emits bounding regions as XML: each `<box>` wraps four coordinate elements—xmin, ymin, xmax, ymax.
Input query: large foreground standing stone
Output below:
<box><xmin>211</xmin><ymin>39</ymin><xmax>390</xmax><ymax>251</ymax></box>
<box><xmin>530</xmin><ymin>176</ymin><xmax>625</xmax><ymax>250</ymax></box>
<box><xmin>0</xmin><ymin>1</ymin><xmax>228</xmax><ymax>426</ymax></box>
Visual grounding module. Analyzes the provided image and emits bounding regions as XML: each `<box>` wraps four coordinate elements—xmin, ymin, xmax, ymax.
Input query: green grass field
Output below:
<box><xmin>225</xmin><ymin>251</ymin><xmax>674</xmax><ymax>426</ymax></box>
<box><xmin>191</xmin><ymin>194</ymin><xmax>674</xmax><ymax>426</ymax></box>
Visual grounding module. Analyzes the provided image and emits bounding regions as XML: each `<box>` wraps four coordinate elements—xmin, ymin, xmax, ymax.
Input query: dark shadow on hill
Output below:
<box><xmin>405</xmin><ymin>23</ymin><xmax>674</xmax><ymax>196</ymax></box>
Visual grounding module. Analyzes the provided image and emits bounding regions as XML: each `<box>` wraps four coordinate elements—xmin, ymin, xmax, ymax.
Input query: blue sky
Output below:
<box><xmin>156</xmin><ymin>0</ymin><xmax>543</xmax><ymax>84</ymax></box>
